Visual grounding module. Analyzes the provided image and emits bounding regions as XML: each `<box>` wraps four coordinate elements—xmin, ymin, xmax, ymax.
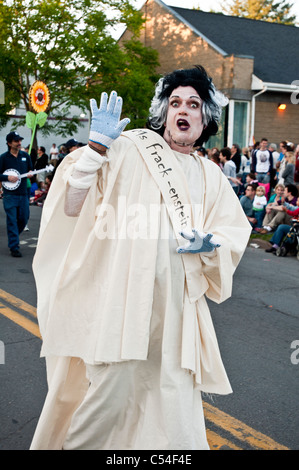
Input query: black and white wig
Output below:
<box><xmin>147</xmin><ymin>65</ymin><xmax>228</xmax><ymax>146</ymax></box>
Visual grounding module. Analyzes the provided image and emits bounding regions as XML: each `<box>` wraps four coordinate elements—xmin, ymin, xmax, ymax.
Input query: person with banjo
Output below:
<box><xmin>0</xmin><ymin>131</ymin><xmax>33</xmax><ymax>257</ymax></box>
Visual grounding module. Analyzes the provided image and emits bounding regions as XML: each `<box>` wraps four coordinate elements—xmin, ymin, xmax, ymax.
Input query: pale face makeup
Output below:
<box><xmin>163</xmin><ymin>86</ymin><xmax>204</xmax><ymax>154</ymax></box>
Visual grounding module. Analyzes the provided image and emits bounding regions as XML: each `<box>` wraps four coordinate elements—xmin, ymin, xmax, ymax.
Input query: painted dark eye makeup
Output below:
<box><xmin>169</xmin><ymin>96</ymin><xmax>201</xmax><ymax>109</ymax></box>
<box><xmin>189</xmin><ymin>96</ymin><xmax>201</xmax><ymax>108</ymax></box>
<box><xmin>169</xmin><ymin>98</ymin><xmax>179</xmax><ymax>107</ymax></box>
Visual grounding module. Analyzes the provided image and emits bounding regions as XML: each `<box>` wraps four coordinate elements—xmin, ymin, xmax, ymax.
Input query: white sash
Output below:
<box><xmin>124</xmin><ymin>129</ymin><xmax>209</xmax><ymax>302</ymax></box>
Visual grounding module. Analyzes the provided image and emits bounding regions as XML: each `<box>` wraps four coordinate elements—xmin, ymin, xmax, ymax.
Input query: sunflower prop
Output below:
<box><xmin>29</xmin><ymin>81</ymin><xmax>50</xmax><ymax>113</ymax></box>
<box><xmin>26</xmin><ymin>81</ymin><xmax>50</xmax><ymax>155</ymax></box>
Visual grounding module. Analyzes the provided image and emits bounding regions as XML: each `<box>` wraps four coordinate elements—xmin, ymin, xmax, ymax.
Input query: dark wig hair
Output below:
<box><xmin>147</xmin><ymin>65</ymin><xmax>228</xmax><ymax>146</ymax></box>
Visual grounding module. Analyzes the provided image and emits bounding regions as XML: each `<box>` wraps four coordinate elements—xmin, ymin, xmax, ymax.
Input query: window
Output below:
<box><xmin>205</xmin><ymin>100</ymin><xmax>249</xmax><ymax>150</ymax></box>
<box><xmin>233</xmin><ymin>101</ymin><xmax>249</xmax><ymax>149</ymax></box>
<box><xmin>205</xmin><ymin>106</ymin><xmax>227</xmax><ymax>149</ymax></box>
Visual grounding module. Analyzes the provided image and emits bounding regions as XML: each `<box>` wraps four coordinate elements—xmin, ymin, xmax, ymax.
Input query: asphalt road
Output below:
<box><xmin>0</xmin><ymin>199</ymin><xmax>298</xmax><ymax>451</ymax></box>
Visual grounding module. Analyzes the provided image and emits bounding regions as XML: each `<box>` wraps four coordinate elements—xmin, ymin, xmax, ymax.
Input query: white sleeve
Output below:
<box><xmin>68</xmin><ymin>146</ymin><xmax>109</xmax><ymax>190</ymax></box>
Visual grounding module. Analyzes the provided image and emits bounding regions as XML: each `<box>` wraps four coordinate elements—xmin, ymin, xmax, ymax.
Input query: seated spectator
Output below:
<box><xmin>259</xmin><ymin>183</ymin><xmax>298</xmax><ymax>233</ymax></box>
<box><xmin>255</xmin><ymin>183</ymin><xmax>284</xmax><ymax>233</ymax></box>
<box><xmin>30</xmin><ymin>180</ymin><xmax>39</xmax><ymax>197</ymax></box>
<box><xmin>252</xmin><ymin>185</ymin><xmax>267</xmax><ymax>228</ymax></box>
<box><xmin>257</xmin><ymin>181</ymin><xmax>271</xmax><ymax>199</ymax></box>
<box><xmin>30</xmin><ymin>174</ymin><xmax>53</xmax><ymax>206</ymax></box>
<box><xmin>239</xmin><ymin>183</ymin><xmax>257</xmax><ymax>228</ymax></box>
<box><xmin>265</xmin><ymin>197</ymin><xmax>299</xmax><ymax>253</ymax></box>
<box><xmin>244</xmin><ymin>172</ymin><xmax>258</xmax><ymax>188</ymax></box>
<box><xmin>267</xmin><ymin>183</ymin><xmax>285</xmax><ymax>205</ymax></box>
<box><xmin>30</xmin><ymin>181</ymin><xmax>45</xmax><ymax>203</ymax></box>
<box><xmin>219</xmin><ymin>147</ymin><xmax>238</xmax><ymax>194</ymax></box>
<box><xmin>235</xmin><ymin>173</ymin><xmax>245</xmax><ymax>197</ymax></box>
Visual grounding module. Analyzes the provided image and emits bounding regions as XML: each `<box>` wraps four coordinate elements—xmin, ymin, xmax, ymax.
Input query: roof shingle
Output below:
<box><xmin>169</xmin><ymin>6</ymin><xmax>299</xmax><ymax>84</ymax></box>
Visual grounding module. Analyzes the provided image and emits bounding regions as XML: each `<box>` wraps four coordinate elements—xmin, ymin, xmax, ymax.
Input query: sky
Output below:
<box><xmin>133</xmin><ymin>0</ymin><xmax>299</xmax><ymax>22</ymax></box>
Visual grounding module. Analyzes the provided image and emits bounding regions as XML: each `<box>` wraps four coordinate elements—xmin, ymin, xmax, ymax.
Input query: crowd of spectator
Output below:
<box><xmin>199</xmin><ymin>139</ymin><xmax>299</xmax><ymax>257</ymax></box>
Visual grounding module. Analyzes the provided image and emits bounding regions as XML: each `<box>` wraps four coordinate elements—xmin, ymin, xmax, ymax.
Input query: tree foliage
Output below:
<box><xmin>0</xmin><ymin>0</ymin><xmax>160</xmax><ymax>136</ymax></box>
<box><xmin>223</xmin><ymin>0</ymin><xmax>296</xmax><ymax>25</ymax></box>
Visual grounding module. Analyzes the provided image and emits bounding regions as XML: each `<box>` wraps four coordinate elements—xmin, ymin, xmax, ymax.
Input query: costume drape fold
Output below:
<box><xmin>31</xmin><ymin>130</ymin><xmax>251</xmax><ymax>450</ymax></box>
<box><xmin>33</xmin><ymin>130</ymin><xmax>250</xmax><ymax>388</ymax></box>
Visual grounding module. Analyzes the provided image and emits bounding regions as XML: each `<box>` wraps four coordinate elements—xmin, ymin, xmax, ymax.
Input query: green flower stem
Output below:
<box><xmin>28</xmin><ymin>114</ymin><xmax>38</xmax><ymax>156</ymax></box>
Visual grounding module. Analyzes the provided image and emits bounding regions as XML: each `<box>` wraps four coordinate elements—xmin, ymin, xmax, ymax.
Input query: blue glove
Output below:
<box><xmin>176</xmin><ymin>229</ymin><xmax>220</xmax><ymax>254</ymax></box>
<box><xmin>89</xmin><ymin>91</ymin><xmax>130</xmax><ymax>148</ymax></box>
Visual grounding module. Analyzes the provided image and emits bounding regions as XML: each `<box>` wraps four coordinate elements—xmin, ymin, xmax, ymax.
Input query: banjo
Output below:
<box><xmin>2</xmin><ymin>164</ymin><xmax>54</xmax><ymax>191</ymax></box>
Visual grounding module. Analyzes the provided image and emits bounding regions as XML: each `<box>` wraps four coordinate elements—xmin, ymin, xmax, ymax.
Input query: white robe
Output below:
<box><xmin>30</xmin><ymin>130</ymin><xmax>251</xmax><ymax>450</ymax></box>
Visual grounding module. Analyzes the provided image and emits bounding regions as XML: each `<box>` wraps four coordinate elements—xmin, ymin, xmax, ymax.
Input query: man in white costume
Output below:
<box><xmin>30</xmin><ymin>66</ymin><xmax>251</xmax><ymax>450</ymax></box>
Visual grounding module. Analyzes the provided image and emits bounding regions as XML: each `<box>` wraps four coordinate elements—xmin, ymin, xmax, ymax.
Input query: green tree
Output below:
<box><xmin>223</xmin><ymin>0</ymin><xmax>296</xmax><ymax>24</ymax></box>
<box><xmin>0</xmin><ymin>0</ymin><xmax>159</xmax><ymax>137</ymax></box>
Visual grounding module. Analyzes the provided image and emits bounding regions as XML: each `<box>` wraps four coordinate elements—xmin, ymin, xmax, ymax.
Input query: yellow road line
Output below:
<box><xmin>0</xmin><ymin>288</ymin><xmax>37</xmax><ymax>318</ymax></box>
<box><xmin>0</xmin><ymin>302</ymin><xmax>41</xmax><ymax>338</ymax></box>
<box><xmin>0</xmin><ymin>288</ymin><xmax>290</xmax><ymax>451</ymax></box>
<box><xmin>203</xmin><ymin>402</ymin><xmax>289</xmax><ymax>450</ymax></box>
<box><xmin>206</xmin><ymin>428</ymin><xmax>243</xmax><ymax>450</ymax></box>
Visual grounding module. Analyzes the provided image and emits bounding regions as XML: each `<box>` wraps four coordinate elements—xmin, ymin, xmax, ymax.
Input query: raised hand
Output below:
<box><xmin>89</xmin><ymin>91</ymin><xmax>130</xmax><ymax>148</ymax></box>
<box><xmin>176</xmin><ymin>229</ymin><xmax>220</xmax><ymax>254</ymax></box>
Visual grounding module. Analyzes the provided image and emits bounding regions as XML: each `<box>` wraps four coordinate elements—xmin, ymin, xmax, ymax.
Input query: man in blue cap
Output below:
<box><xmin>0</xmin><ymin>131</ymin><xmax>33</xmax><ymax>257</ymax></box>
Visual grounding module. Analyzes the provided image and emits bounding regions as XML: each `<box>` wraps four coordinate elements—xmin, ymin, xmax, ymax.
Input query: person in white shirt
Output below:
<box><xmin>49</xmin><ymin>143</ymin><xmax>59</xmax><ymax>167</ymax></box>
<box><xmin>251</xmin><ymin>138</ymin><xmax>273</xmax><ymax>183</ymax></box>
